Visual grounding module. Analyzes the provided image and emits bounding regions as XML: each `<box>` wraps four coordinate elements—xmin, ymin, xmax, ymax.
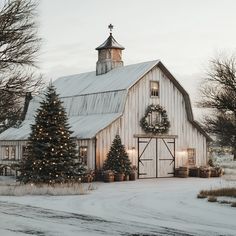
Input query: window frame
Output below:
<box><xmin>1</xmin><ymin>145</ymin><xmax>17</xmax><ymax>160</ymax></box>
<box><xmin>79</xmin><ymin>146</ymin><xmax>88</xmax><ymax>165</ymax></box>
<box><xmin>187</xmin><ymin>148</ymin><xmax>196</xmax><ymax>166</ymax></box>
<box><xmin>150</xmin><ymin>80</ymin><xmax>159</xmax><ymax>97</ymax></box>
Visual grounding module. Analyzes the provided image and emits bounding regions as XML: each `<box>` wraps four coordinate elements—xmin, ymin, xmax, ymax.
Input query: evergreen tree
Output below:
<box><xmin>18</xmin><ymin>85</ymin><xmax>85</xmax><ymax>184</ymax></box>
<box><xmin>103</xmin><ymin>135</ymin><xmax>132</xmax><ymax>175</ymax></box>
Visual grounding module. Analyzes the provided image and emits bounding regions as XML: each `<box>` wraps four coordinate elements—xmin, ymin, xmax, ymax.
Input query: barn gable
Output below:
<box><xmin>94</xmin><ymin>63</ymin><xmax>210</xmax><ymax>173</ymax></box>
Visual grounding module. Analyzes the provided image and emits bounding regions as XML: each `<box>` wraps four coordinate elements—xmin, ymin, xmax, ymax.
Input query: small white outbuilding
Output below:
<box><xmin>0</xmin><ymin>28</ymin><xmax>211</xmax><ymax>178</ymax></box>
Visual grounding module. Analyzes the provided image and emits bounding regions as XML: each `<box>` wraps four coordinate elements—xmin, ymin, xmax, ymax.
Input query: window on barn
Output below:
<box><xmin>79</xmin><ymin>146</ymin><xmax>88</xmax><ymax>165</ymax></box>
<box><xmin>2</xmin><ymin>146</ymin><xmax>16</xmax><ymax>160</ymax></box>
<box><xmin>150</xmin><ymin>81</ymin><xmax>159</xmax><ymax>97</ymax></box>
<box><xmin>187</xmin><ymin>148</ymin><xmax>196</xmax><ymax>166</ymax></box>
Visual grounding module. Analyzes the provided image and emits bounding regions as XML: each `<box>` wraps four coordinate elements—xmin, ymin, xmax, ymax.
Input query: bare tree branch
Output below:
<box><xmin>199</xmin><ymin>54</ymin><xmax>236</xmax><ymax>159</ymax></box>
<box><xmin>0</xmin><ymin>0</ymin><xmax>44</xmax><ymax>132</ymax></box>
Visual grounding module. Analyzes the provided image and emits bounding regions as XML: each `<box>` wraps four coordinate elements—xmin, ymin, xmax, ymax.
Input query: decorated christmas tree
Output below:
<box><xmin>103</xmin><ymin>135</ymin><xmax>132</xmax><ymax>175</ymax></box>
<box><xmin>18</xmin><ymin>85</ymin><xmax>85</xmax><ymax>184</ymax></box>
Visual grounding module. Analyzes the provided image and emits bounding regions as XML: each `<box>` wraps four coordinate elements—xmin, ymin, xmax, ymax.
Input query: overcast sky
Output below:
<box><xmin>38</xmin><ymin>0</ymin><xmax>236</xmax><ymax>119</ymax></box>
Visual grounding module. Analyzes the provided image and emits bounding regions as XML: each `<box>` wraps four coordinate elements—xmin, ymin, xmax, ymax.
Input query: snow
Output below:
<box><xmin>0</xmin><ymin>113</ymin><xmax>121</xmax><ymax>140</ymax></box>
<box><xmin>53</xmin><ymin>60</ymin><xmax>158</xmax><ymax>97</ymax></box>
<box><xmin>0</xmin><ymin>178</ymin><xmax>235</xmax><ymax>235</ymax></box>
<box><xmin>96</xmin><ymin>34</ymin><xmax>125</xmax><ymax>50</ymax></box>
<box><xmin>0</xmin><ymin>60</ymin><xmax>159</xmax><ymax>141</ymax></box>
<box><xmin>0</xmin><ymin>120</ymin><xmax>33</xmax><ymax>140</ymax></box>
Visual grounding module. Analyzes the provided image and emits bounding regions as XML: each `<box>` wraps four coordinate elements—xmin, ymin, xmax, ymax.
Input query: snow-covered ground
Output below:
<box><xmin>0</xmin><ymin>178</ymin><xmax>235</xmax><ymax>236</ymax></box>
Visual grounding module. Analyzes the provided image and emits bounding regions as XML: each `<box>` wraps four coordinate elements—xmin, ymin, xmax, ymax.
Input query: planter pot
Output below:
<box><xmin>210</xmin><ymin>168</ymin><xmax>218</xmax><ymax>177</ymax></box>
<box><xmin>210</xmin><ymin>167</ymin><xmax>223</xmax><ymax>177</ymax></box>
<box><xmin>199</xmin><ymin>168</ymin><xmax>211</xmax><ymax>178</ymax></box>
<box><xmin>218</xmin><ymin>168</ymin><xmax>223</xmax><ymax>177</ymax></box>
<box><xmin>95</xmin><ymin>170</ymin><xmax>103</xmax><ymax>181</ymax></box>
<box><xmin>104</xmin><ymin>174</ymin><xmax>114</xmax><ymax>183</ymax></box>
<box><xmin>189</xmin><ymin>167</ymin><xmax>200</xmax><ymax>177</ymax></box>
<box><xmin>115</xmin><ymin>173</ymin><xmax>124</xmax><ymax>181</ymax></box>
<box><xmin>129</xmin><ymin>172</ymin><xmax>136</xmax><ymax>181</ymax></box>
<box><xmin>175</xmin><ymin>167</ymin><xmax>188</xmax><ymax>178</ymax></box>
<box><xmin>124</xmin><ymin>175</ymin><xmax>129</xmax><ymax>181</ymax></box>
<box><xmin>82</xmin><ymin>175</ymin><xmax>93</xmax><ymax>183</ymax></box>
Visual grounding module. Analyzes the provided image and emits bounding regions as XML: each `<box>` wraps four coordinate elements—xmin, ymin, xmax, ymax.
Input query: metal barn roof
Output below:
<box><xmin>53</xmin><ymin>60</ymin><xmax>158</xmax><ymax>97</ymax></box>
<box><xmin>0</xmin><ymin>61</ymin><xmax>158</xmax><ymax>140</ymax></box>
<box><xmin>95</xmin><ymin>34</ymin><xmax>125</xmax><ymax>50</ymax></box>
<box><xmin>0</xmin><ymin>113</ymin><xmax>121</xmax><ymax>140</ymax></box>
<box><xmin>0</xmin><ymin>60</ymin><xmax>211</xmax><ymax>141</ymax></box>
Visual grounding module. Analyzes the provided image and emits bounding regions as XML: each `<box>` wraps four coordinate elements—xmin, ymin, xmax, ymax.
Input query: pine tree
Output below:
<box><xmin>103</xmin><ymin>135</ymin><xmax>132</xmax><ymax>175</ymax></box>
<box><xmin>18</xmin><ymin>85</ymin><xmax>85</xmax><ymax>184</ymax></box>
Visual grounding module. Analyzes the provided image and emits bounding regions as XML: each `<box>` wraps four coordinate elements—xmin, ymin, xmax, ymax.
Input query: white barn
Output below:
<box><xmin>0</xmin><ymin>30</ymin><xmax>211</xmax><ymax>178</ymax></box>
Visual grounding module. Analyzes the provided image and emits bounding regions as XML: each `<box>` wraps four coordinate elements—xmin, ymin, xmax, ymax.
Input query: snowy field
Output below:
<box><xmin>0</xmin><ymin>178</ymin><xmax>235</xmax><ymax>236</ymax></box>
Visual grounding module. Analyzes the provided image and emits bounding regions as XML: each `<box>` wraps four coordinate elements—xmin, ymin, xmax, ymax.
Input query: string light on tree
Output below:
<box><xmin>103</xmin><ymin>135</ymin><xmax>132</xmax><ymax>175</ymax></box>
<box><xmin>18</xmin><ymin>85</ymin><xmax>85</xmax><ymax>184</ymax></box>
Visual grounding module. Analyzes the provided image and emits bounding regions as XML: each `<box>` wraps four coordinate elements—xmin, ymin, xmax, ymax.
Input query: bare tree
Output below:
<box><xmin>199</xmin><ymin>55</ymin><xmax>236</xmax><ymax>160</ymax></box>
<box><xmin>0</xmin><ymin>0</ymin><xmax>43</xmax><ymax>132</ymax></box>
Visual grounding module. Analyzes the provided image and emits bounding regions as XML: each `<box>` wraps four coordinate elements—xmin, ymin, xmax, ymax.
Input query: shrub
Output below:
<box><xmin>199</xmin><ymin>188</ymin><xmax>236</xmax><ymax>198</ymax></box>
<box><xmin>197</xmin><ymin>193</ymin><xmax>207</xmax><ymax>199</ymax></box>
<box><xmin>218</xmin><ymin>200</ymin><xmax>231</xmax><ymax>204</ymax></box>
<box><xmin>208</xmin><ymin>196</ymin><xmax>217</xmax><ymax>202</ymax></box>
<box><xmin>0</xmin><ymin>183</ymin><xmax>87</xmax><ymax>196</ymax></box>
<box><xmin>231</xmin><ymin>202</ymin><xmax>236</xmax><ymax>207</ymax></box>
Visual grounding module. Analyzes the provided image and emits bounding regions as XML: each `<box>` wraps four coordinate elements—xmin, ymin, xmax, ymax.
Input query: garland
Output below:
<box><xmin>140</xmin><ymin>104</ymin><xmax>170</xmax><ymax>134</ymax></box>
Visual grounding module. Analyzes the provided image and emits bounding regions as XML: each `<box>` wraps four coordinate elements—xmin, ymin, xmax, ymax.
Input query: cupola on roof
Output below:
<box><xmin>96</xmin><ymin>24</ymin><xmax>125</xmax><ymax>75</ymax></box>
<box><xmin>96</xmin><ymin>24</ymin><xmax>125</xmax><ymax>50</ymax></box>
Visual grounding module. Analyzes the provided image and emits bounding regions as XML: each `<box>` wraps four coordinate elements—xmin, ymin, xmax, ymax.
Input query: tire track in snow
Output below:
<box><xmin>0</xmin><ymin>201</ymin><xmax>199</xmax><ymax>236</ymax></box>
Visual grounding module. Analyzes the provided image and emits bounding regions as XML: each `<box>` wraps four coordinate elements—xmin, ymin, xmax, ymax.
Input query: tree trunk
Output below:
<box><xmin>233</xmin><ymin>148</ymin><xmax>236</xmax><ymax>161</ymax></box>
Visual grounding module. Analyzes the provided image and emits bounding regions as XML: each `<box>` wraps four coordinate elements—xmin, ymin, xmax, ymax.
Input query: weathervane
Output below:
<box><xmin>108</xmin><ymin>24</ymin><xmax>114</xmax><ymax>34</ymax></box>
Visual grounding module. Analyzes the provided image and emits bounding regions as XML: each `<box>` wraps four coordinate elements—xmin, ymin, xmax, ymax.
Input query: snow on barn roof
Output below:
<box><xmin>0</xmin><ymin>113</ymin><xmax>121</xmax><ymax>140</ymax></box>
<box><xmin>53</xmin><ymin>60</ymin><xmax>158</xmax><ymax>97</ymax></box>
<box><xmin>0</xmin><ymin>60</ymin><xmax>211</xmax><ymax>141</ymax></box>
<box><xmin>95</xmin><ymin>33</ymin><xmax>125</xmax><ymax>50</ymax></box>
<box><xmin>0</xmin><ymin>61</ymin><xmax>158</xmax><ymax>141</ymax></box>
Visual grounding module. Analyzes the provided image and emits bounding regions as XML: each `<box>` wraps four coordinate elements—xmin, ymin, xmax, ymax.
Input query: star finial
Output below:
<box><xmin>108</xmin><ymin>24</ymin><xmax>114</xmax><ymax>34</ymax></box>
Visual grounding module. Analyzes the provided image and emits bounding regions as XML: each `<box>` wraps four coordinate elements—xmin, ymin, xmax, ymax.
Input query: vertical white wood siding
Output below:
<box><xmin>96</xmin><ymin>66</ymin><xmax>207</xmax><ymax>175</ymax></box>
<box><xmin>76</xmin><ymin>139</ymin><xmax>96</xmax><ymax>169</ymax></box>
<box><xmin>0</xmin><ymin>140</ymin><xmax>27</xmax><ymax>162</ymax></box>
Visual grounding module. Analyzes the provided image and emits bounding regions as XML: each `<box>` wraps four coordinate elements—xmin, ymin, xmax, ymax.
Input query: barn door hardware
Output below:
<box><xmin>162</xmin><ymin>138</ymin><xmax>175</xmax><ymax>164</ymax></box>
<box><xmin>168</xmin><ymin>172</ymin><xmax>174</xmax><ymax>175</ymax></box>
<box><xmin>139</xmin><ymin>140</ymin><xmax>149</xmax><ymax>143</ymax></box>
<box><xmin>139</xmin><ymin>173</ymin><xmax>147</xmax><ymax>176</ymax></box>
<box><xmin>138</xmin><ymin>137</ymin><xmax>152</xmax><ymax>166</ymax></box>
<box><xmin>167</xmin><ymin>141</ymin><xmax>174</xmax><ymax>144</ymax></box>
<box><xmin>140</xmin><ymin>158</ymin><xmax>153</xmax><ymax>161</ymax></box>
<box><xmin>135</xmin><ymin>135</ymin><xmax>177</xmax><ymax>178</ymax></box>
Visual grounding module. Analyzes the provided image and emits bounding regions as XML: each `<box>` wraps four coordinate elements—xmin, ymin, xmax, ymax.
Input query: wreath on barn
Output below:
<box><xmin>140</xmin><ymin>104</ymin><xmax>170</xmax><ymax>134</ymax></box>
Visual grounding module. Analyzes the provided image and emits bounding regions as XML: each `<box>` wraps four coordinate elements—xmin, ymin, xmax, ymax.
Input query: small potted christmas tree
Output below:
<box><xmin>103</xmin><ymin>135</ymin><xmax>132</xmax><ymax>182</ymax></box>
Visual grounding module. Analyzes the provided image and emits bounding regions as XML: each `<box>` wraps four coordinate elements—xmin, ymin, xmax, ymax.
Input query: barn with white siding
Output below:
<box><xmin>0</xmin><ymin>29</ymin><xmax>211</xmax><ymax>177</ymax></box>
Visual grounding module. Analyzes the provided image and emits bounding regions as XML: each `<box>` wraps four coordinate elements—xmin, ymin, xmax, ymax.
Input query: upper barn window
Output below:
<box><xmin>150</xmin><ymin>81</ymin><xmax>159</xmax><ymax>97</ymax></box>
